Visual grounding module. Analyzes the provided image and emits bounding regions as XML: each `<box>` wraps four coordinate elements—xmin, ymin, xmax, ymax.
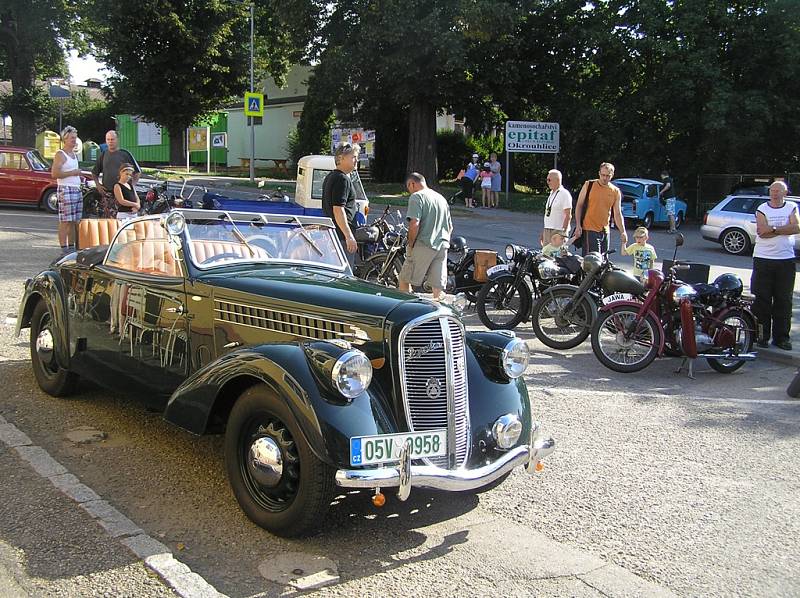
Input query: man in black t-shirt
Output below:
<box><xmin>322</xmin><ymin>144</ymin><xmax>358</xmax><ymax>265</ymax></box>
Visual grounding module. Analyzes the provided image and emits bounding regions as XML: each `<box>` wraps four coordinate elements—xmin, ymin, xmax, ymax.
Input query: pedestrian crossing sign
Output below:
<box><xmin>244</xmin><ymin>92</ymin><xmax>264</xmax><ymax>117</ymax></box>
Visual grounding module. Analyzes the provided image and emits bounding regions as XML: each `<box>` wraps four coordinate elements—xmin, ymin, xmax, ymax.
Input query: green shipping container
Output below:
<box><xmin>116</xmin><ymin>113</ymin><xmax>229</xmax><ymax>166</ymax></box>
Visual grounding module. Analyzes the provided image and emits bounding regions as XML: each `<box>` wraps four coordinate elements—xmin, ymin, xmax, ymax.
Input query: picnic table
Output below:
<box><xmin>238</xmin><ymin>157</ymin><xmax>290</xmax><ymax>175</ymax></box>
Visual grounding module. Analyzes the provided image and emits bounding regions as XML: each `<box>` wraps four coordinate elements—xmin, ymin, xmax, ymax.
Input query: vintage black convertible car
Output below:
<box><xmin>16</xmin><ymin>209</ymin><xmax>554</xmax><ymax>536</ymax></box>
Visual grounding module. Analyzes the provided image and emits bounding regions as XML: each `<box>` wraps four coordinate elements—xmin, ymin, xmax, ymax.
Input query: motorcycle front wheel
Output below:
<box><xmin>530</xmin><ymin>287</ymin><xmax>595</xmax><ymax>349</ymax></box>
<box><xmin>706</xmin><ymin>309</ymin><xmax>754</xmax><ymax>374</ymax></box>
<box><xmin>361</xmin><ymin>252</ymin><xmax>402</xmax><ymax>287</ymax></box>
<box><xmin>475</xmin><ymin>277</ymin><xmax>531</xmax><ymax>330</ymax></box>
<box><xmin>591</xmin><ymin>306</ymin><xmax>661</xmax><ymax>373</ymax></box>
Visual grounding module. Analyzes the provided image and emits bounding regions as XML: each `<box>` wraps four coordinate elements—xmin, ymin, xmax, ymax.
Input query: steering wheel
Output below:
<box><xmin>245</xmin><ymin>234</ymin><xmax>277</xmax><ymax>257</ymax></box>
<box><xmin>200</xmin><ymin>252</ymin><xmax>242</xmax><ymax>265</ymax></box>
<box><xmin>282</xmin><ymin>228</ymin><xmax>322</xmax><ymax>261</ymax></box>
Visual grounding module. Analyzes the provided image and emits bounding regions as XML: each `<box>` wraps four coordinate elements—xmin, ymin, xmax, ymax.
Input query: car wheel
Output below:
<box><xmin>42</xmin><ymin>189</ymin><xmax>58</xmax><ymax>214</ymax></box>
<box><xmin>224</xmin><ymin>384</ymin><xmax>335</xmax><ymax>537</ymax></box>
<box><xmin>29</xmin><ymin>300</ymin><xmax>78</xmax><ymax>396</ymax></box>
<box><xmin>721</xmin><ymin>229</ymin><xmax>751</xmax><ymax>255</ymax></box>
<box><xmin>643</xmin><ymin>212</ymin><xmax>654</xmax><ymax>229</ymax></box>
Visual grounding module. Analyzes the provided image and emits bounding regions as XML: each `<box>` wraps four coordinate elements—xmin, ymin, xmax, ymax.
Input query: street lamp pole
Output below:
<box><xmin>249</xmin><ymin>2</ymin><xmax>255</xmax><ymax>183</ymax></box>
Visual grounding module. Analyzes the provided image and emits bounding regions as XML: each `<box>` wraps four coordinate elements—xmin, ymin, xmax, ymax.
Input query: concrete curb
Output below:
<box><xmin>756</xmin><ymin>345</ymin><xmax>800</xmax><ymax>367</ymax></box>
<box><xmin>0</xmin><ymin>418</ymin><xmax>226</xmax><ymax>598</ymax></box>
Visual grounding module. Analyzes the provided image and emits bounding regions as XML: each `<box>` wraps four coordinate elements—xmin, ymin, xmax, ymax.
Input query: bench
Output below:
<box><xmin>238</xmin><ymin>157</ymin><xmax>290</xmax><ymax>174</ymax></box>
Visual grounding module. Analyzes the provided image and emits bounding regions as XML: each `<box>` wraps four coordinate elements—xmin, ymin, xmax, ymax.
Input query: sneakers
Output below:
<box><xmin>772</xmin><ymin>340</ymin><xmax>793</xmax><ymax>351</ymax></box>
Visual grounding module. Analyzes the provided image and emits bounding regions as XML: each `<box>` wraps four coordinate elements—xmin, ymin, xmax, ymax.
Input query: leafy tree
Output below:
<box><xmin>85</xmin><ymin>0</ymin><xmax>320</xmax><ymax>164</ymax></box>
<box><xmin>0</xmin><ymin>0</ymin><xmax>81</xmax><ymax>145</ymax></box>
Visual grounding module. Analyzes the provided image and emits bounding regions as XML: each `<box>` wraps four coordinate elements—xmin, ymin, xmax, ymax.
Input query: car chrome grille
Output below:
<box><xmin>215</xmin><ymin>300</ymin><xmax>355</xmax><ymax>341</ymax></box>
<box><xmin>399</xmin><ymin>315</ymin><xmax>469</xmax><ymax>469</ymax></box>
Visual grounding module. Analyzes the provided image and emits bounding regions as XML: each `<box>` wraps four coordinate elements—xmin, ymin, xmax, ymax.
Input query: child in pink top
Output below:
<box><xmin>479</xmin><ymin>163</ymin><xmax>493</xmax><ymax>208</ymax></box>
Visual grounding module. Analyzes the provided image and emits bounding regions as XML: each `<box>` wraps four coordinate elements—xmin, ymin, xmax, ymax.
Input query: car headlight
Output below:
<box><xmin>162</xmin><ymin>211</ymin><xmax>186</xmax><ymax>235</ymax></box>
<box><xmin>492</xmin><ymin>414</ymin><xmax>523</xmax><ymax>449</ymax></box>
<box><xmin>505</xmin><ymin>244</ymin><xmax>516</xmax><ymax>260</ymax></box>
<box><xmin>332</xmin><ymin>350</ymin><xmax>373</xmax><ymax>398</ymax></box>
<box><xmin>450</xmin><ymin>292</ymin><xmax>468</xmax><ymax>313</ymax></box>
<box><xmin>501</xmin><ymin>337</ymin><xmax>530</xmax><ymax>379</ymax></box>
<box><xmin>672</xmin><ymin>284</ymin><xmax>698</xmax><ymax>305</ymax></box>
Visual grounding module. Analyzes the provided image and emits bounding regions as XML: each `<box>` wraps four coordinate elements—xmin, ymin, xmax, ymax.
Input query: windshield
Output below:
<box><xmin>184</xmin><ymin>214</ymin><xmax>348</xmax><ymax>271</ymax></box>
<box><xmin>614</xmin><ymin>181</ymin><xmax>640</xmax><ymax>195</ymax></box>
<box><xmin>27</xmin><ymin>150</ymin><xmax>50</xmax><ymax>171</ymax></box>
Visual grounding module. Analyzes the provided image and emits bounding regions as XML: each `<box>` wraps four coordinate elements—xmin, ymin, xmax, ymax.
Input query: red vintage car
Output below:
<box><xmin>0</xmin><ymin>146</ymin><xmax>59</xmax><ymax>212</ymax></box>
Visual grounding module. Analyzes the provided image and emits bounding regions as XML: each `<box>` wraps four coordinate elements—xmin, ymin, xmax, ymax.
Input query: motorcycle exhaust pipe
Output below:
<box><xmin>694</xmin><ymin>352</ymin><xmax>758</xmax><ymax>360</ymax></box>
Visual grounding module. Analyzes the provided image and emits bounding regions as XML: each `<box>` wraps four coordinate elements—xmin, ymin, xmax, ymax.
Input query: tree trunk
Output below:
<box><xmin>372</xmin><ymin>111</ymin><xmax>408</xmax><ymax>183</ymax></box>
<box><xmin>406</xmin><ymin>100</ymin><xmax>437</xmax><ymax>185</ymax></box>
<box><xmin>6</xmin><ymin>49</ymin><xmax>37</xmax><ymax>146</ymax></box>
<box><xmin>168</xmin><ymin>126</ymin><xmax>186</xmax><ymax>167</ymax></box>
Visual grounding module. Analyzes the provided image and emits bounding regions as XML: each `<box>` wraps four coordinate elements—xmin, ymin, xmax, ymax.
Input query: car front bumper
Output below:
<box><xmin>335</xmin><ymin>421</ymin><xmax>555</xmax><ymax>498</ymax></box>
<box><xmin>700</xmin><ymin>224</ymin><xmax>721</xmax><ymax>242</ymax></box>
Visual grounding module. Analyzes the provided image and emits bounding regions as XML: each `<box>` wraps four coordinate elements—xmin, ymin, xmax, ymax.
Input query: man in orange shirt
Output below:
<box><xmin>571</xmin><ymin>162</ymin><xmax>627</xmax><ymax>255</ymax></box>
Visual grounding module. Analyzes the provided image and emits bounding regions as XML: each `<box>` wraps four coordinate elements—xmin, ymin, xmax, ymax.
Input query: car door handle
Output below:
<box><xmin>166</xmin><ymin>305</ymin><xmax>186</xmax><ymax>314</ymax></box>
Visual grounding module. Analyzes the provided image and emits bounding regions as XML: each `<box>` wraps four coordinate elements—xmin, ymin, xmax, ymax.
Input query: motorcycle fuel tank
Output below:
<box><xmin>601</xmin><ymin>269</ymin><xmax>647</xmax><ymax>296</ymax></box>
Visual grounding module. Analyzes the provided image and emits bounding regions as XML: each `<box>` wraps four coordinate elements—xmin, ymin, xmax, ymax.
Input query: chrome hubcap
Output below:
<box><xmin>36</xmin><ymin>328</ymin><xmax>54</xmax><ymax>363</ymax></box>
<box><xmin>247</xmin><ymin>436</ymin><xmax>284</xmax><ymax>487</ymax></box>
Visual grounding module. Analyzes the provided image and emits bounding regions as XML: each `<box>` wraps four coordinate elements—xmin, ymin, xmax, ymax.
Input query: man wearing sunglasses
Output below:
<box><xmin>540</xmin><ymin>169</ymin><xmax>572</xmax><ymax>247</ymax></box>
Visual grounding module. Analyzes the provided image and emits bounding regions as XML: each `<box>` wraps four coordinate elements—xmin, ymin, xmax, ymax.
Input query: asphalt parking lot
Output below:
<box><xmin>0</xmin><ymin>204</ymin><xmax>799</xmax><ymax>597</ymax></box>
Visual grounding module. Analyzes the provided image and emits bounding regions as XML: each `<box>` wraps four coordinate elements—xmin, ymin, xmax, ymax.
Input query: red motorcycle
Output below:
<box><xmin>590</xmin><ymin>233</ymin><xmax>757</xmax><ymax>377</ymax></box>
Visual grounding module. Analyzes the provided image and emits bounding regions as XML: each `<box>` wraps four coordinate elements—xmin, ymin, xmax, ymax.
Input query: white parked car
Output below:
<box><xmin>295</xmin><ymin>155</ymin><xmax>369</xmax><ymax>217</ymax></box>
<box><xmin>701</xmin><ymin>194</ymin><xmax>800</xmax><ymax>255</ymax></box>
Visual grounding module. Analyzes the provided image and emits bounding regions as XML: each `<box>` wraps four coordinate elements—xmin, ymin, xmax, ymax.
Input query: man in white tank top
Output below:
<box><xmin>752</xmin><ymin>181</ymin><xmax>799</xmax><ymax>351</ymax></box>
<box><xmin>50</xmin><ymin>126</ymin><xmax>83</xmax><ymax>253</ymax></box>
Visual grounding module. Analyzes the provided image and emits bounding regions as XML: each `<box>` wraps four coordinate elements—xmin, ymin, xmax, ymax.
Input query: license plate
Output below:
<box><xmin>486</xmin><ymin>264</ymin><xmax>509</xmax><ymax>277</ymax></box>
<box><xmin>602</xmin><ymin>292</ymin><xmax>633</xmax><ymax>305</ymax></box>
<box><xmin>350</xmin><ymin>429</ymin><xmax>447</xmax><ymax>466</ymax></box>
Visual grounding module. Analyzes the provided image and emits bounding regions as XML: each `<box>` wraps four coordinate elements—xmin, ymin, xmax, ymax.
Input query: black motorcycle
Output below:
<box><xmin>476</xmin><ymin>244</ymin><xmax>582</xmax><ymax>330</ymax></box>
<box><xmin>353</xmin><ymin>205</ymin><xmax>402</xmax><ymax>277</ymax></box>
<box><xmin>530</xmin><ymin>249</ymin><xmax>644</xmax><ymax>349</ymax></box>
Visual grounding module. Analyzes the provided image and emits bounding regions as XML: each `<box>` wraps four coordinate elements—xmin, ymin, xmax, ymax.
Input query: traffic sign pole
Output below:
<box><xmin>249</xmin><ymin>3</ymin><xmax>254</xmax><ymax>183</ymax></box>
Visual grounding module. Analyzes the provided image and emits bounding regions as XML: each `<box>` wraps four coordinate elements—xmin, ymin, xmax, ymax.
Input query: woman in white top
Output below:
<box><xmin>50</xmin><ymin>126</ymin><xmax>83</xmax><ymax>252</ymax></box>
<box><xmin>752</xmin><ymin>180</ymin><xmax>800</xmax><ymax>350</ymax></box>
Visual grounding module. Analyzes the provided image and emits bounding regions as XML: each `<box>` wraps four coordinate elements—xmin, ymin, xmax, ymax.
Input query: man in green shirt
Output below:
<box><xmin>398</xmin><ymin>172</ymin><xmax>453</xmax><ymax>300</ymax></box>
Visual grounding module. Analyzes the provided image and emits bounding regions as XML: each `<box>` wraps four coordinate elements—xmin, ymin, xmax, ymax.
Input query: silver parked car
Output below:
<box><xmin>701</xmin><ymin>194</ymin><xmax>800</xmax><ymax>255</ymax></box>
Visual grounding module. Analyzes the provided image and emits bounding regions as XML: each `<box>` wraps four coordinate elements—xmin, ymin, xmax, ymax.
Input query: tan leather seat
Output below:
<box><xmin>191</xmin><ymin>240</ymin><xmax>267</xmax><ymax>264</ymax></box>
<box><xmin>78</xmin><ymin>219</ymin><xmax>121</xmax><ymax>249</ymax></box>
<box><xmin>108</xmin><ymin>239</ymin><xmax>180</xmax><ymax>276</ymax></box>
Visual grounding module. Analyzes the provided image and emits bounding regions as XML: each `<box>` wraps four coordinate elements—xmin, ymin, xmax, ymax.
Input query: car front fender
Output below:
<box><xmin>163</xmin><ymin>343</ymin><xmax>400</xmax><ymax>468</ymax></box>
<box><xmin>16</xmin><ymin>272</ymin><xmax>70</xmax><ymax>369</ymax></box>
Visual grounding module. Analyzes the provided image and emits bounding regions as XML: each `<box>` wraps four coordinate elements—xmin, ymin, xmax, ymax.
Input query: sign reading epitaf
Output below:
<box><xmin>211</xmin><ymin>132</ymin><xmax>227</xmax><ymax>149</ymax></box>
<box><xmin>505</xmin><ymin>121</ymin><xmax>560</xmax><ymax>153</ymax></box>
<box><xmin>244</xmin><ymin>92</ymin><xmax>264</xmax><ymax>118</ymax></box>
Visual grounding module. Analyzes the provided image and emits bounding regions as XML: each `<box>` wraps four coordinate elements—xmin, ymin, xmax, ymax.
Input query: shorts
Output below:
<box><xmin>491</xmin><ymin>173</ymin><xmax>501</xmax><ymax>192</ymax></box>
<box><xmin>399</xmin><ymin>244</ymin><xmax>447</xmax><ymax>290</ymax></box>
<box><xmin>57</xmin><ymin>185</ymin><xmax>82</xmax><ymax>222</ymax></box>
<box><xmin>665</xmin><ymin>198</ymin><xmax>676</xmax><ymax>216</ymax></box>
<box><xmin>117</xmin><ymin>211</ymin><xmax>137</xmax><ymax>221</ymax></box>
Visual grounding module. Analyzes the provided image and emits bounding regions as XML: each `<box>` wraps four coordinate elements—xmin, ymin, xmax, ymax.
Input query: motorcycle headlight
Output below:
<box><xmin>537</xmin><ymin>260</ymin><xmax>561</xmax><ymax>279</ymax></box>
<box><xmin>672</xmin><ymin>284</ymin><xmax>698</xmax><ymax>305</ymax></box>
<box><xmin>501</xmin><ymin>337</ymin><xmax>530</xmax><ymax>379</ymax></box>
<box><xmin>332</xmin><ymin>350</ymin><xmax>373</xmax><ymax>398</ymax></box>
<box><xmin>505</xmin><ymin>244</ymin><xmax>516</xmax><ymax>260</ymax></box>
<box><xmin>450</xmin><ymin>292</ymin><xmax>468</xmax><ymax>313</ymax></box>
